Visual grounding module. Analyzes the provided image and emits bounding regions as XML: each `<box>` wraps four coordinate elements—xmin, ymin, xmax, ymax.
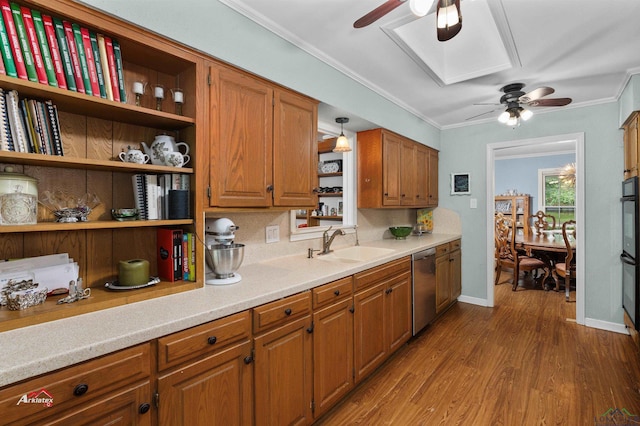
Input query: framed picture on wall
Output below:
<box><xmin>451</xmin><ymin>173</ymin><xmax>471</xmax><ymax>195</ymax></box>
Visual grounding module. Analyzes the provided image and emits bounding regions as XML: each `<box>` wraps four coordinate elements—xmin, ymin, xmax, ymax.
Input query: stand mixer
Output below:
<box><xmin>205</xmin><ymin>218</ymin><xmax>244</xmax><ymax>285</ymax></box>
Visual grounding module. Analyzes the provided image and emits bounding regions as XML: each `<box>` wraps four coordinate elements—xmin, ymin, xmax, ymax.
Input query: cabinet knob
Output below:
<box><xmin>384</xmin><ymin>193</ymin><xmax>388</xmax><ymax>196</ymax></box>
<box><xmin>385</xmin><ymin>288</ymin><xmax>393</xmax><ymax>295</ymax></box>
<box><xmin>266</xmin><ymin>185</ymin><xmax>274</xmax><ymax>192</ymax></box>
<box><xmin>244</xmin><ymin>355</ymin><xmax>254</xmax><ymax>364</ymax></box>
<box><xmin>73</xmin><ymin>383</ymin><xmax>89</xmax><ymax>396</ymax></box>
<box><xmin>284</xmin><ymin>308</ymin><xmax>292</xmax><ymax>316</ymax></box>
<box><xmin>207</xmin><ymin>336</ymin><xmax>217</xmax><ymax>345</ymax></box>
<box><xmin>139</xmin><ymin>403</ymin><xmax>151</xmax><ymax>414</ymax></box>
<box><xmin>349</xmin><ymin>305</ymin><xmax>355</xmax><ymax>314</ymax></box>
<box><xmin>306</xmin><ymin>322</ymin><xmax>314</xmax><ymax>333</ymax></box>
<box><xmin>401</xmin><ymin>194</ymin><xmax>406</xmax><ymax>198</ymax></box>
<box><xmin>334</xmin><ymin>290</ymin><xmax>340</xmax><ymax>296</ymax></box>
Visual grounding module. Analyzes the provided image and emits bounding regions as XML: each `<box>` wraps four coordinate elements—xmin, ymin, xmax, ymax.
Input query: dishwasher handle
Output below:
<box><xmin>412</xmin><ymin>247</ymin><xmax>436</xmax><ymax>261</ymax></box>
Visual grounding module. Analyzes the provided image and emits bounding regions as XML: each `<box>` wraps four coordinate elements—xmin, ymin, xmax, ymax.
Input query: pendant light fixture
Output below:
<box><xmin>333</xmin><ymin>117</ymin><xmax>352</xmax><ymax>152</ymax></box>
<box><xmin>436</xmin><ymin>0</ymin><xmax>462</xmax><ymax>42</ymax></box>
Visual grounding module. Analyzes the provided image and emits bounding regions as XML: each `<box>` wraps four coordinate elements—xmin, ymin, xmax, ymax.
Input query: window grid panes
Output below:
<box><xmin>541</xmin><ymin>169</ymin><xmax>575</xmax><ymax>227</ymax></box>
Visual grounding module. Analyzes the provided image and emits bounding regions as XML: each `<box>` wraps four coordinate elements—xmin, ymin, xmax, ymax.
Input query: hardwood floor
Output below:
<box><xmin>316</xmin><ymin>276</ymin><xmax>640</xmax><ymax>425</ymax></box>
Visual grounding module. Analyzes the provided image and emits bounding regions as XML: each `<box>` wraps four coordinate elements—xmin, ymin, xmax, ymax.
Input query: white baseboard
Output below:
<box><xmin>584</xmin><ymin>317</ymin><xmax>630</xmax><ymax>335</ymax></box>
<box><xmin>457</xmin><ymin>295</ymin><xmax>489</xmax><ymax>307</ymax></box>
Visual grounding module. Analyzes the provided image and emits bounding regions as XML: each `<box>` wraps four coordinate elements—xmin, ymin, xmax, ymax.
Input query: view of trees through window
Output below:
<box><xmin>542</xmin><ymin>167</ymin><xmax>575</xmax><ymax>227</ymax></box>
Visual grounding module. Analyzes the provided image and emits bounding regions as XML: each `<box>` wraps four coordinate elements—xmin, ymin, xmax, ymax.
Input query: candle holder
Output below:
<box><xmin>153</xmin><ymin>84</ymin><xmax>164</xmax><ymax>111</ymax></box>
<box><xmin>171</xmin><ymin>88</ymin><xmax>184</xmax><ymax>115</ymax></box>
<box><xmin>132</xmin><ymin>81</ymin><xmax>147</xmax><ymax>107</ymax></box>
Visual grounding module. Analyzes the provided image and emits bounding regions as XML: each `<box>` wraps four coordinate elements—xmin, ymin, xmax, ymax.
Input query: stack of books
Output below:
<box><xmin>0</xmin><ymin>1</ymin><xmax>126</xmax><ymax>102</ymax></box>
<box><xmin>132</xmin><ymin>173</ymin><xmax>190</xmax><ymax>221</ymax></box>
<box><xmin>0</xmin><ymin>87</ymin><xmax>63</xmax><ymax>154</ymax></box>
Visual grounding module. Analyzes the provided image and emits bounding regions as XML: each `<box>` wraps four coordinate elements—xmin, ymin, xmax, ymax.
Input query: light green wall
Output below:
<box><xmin>80</xmin><ymin>0</ymin><xmax>628</xmax><ymax>324</ymax></box>
<box><xmin>619</xmin><ymin>74</ymin><xmax>640</xmax><ymax>126</ymax></box>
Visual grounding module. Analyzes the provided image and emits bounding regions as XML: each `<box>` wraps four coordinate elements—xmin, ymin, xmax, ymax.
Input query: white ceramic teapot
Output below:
<box><xmin>141</xmin><ymin>134</ymin><xmax>190</xmax><ymax>165</ymax></box>
<box><xmin>118</xmin><ymin>147</ymin><xmax>149</xmax><ymax>164</ymax></box>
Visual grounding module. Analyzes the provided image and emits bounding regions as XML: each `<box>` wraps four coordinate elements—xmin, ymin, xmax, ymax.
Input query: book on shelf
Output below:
<box><xmin>132</xmin><ymin>173</ymin><xmax>160</xmax><ymax>220</ymax></box>
<box><xmin>41</xmin><ymin>14</ymin><xmax>65</xmax><ymax>89</ymax></box>
<box><xmin>187</xmin><ymin>232</ymin><xmax>195</xmax><ymax>281</ymax></box>
<box><xmin>0</xmin><ymin>0</ymin><xmax>26</xmax><ymax>80</ymax></box>
<box><xmin>0</xmin><ymin>87</ymin><xmax>14</xmax><ymax>151</ymax></box>
<box><xmin>51</xmin><ymin>17</ymin><xmax>74</xmax><ymax>91</ymax></box>
<box><xmin>96</xmin><ymin>33</ymin><xmax>113</xmax><ymax>101</ymax></box>
<box><xmin>182</xmin><ymin>233</ymin><xmax>189</xmax><ymax>280</ymax></box>
<box><xmin>79</xmin><ymin>26</ymin><xmax>100</xmax><ymax>97</ymax></box>
<box><xmin>70</xmin><ymin>22</ymin><xmax>91</xmax><ymax>96</ymax></box>
<box><xmin>88</xmin><ymin>31</ymin><xmax>106</xmax><ymax>98</ymax></box>
<box><xmin>6</xmin><ymin>90</ymin><xmax>27</xmax><ymax>152</ymax></box>
<box><xmin>61</xmin><ymin>19</ymin><xmax>84</xmax><ymax>94</ymax></box>
<box><xmin>20</xmin><ymin>98</ymin><xmax>37</xmax><ymax>153</ymax></box>
<box><xmin>10</xmin><ymin>2</ymin><xmax>38</xmax><ymax>83</ymax></box>
<box><xmin>30</xmin><ymin>10</ymin><xmax>57</xmax><ymax>87</ymax></box>
<box><xmin>37</xmin><ymin>100</ymin><xmax>53</xmax><ymax>155</ymax></box>
<box><xmin>103</xmin><ymin>35</ymin><xmax>120</xmax><ymax>102</ymax></box>
<box><xmin>0</xmin><ymin>8</ymin><xmax>16</xmax><ymax>77</ymax></box>
<box><xmin>157</xmin><ymin>228</ymin><xmax>183</xmax><ymax>282</ymax></box>
<box><xmin>0</xmin><ymin>50</ymin><xmax>4</xmax><ymax>74</ymax></box>
<box><xmin>112</xmin><ymin>38</ymin><xmax>126</xmax><ymax>103</ymax></box>
<box><xmin>19</xmin><ymin>6</ymin><xmax>48</xmax><ymax>85</ymax></box>
<box><xmin>44</xmin><ymin>100</ymin><xmax>63</xmax><ymax>155</ymax></box>
<box><xmin>28</xmin><ymin>99</ymin><xmax>48</xmax><ymax>155</ymax></box>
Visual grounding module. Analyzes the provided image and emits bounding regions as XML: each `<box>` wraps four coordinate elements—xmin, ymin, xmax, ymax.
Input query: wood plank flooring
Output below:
<box><xmin>316</xmin><ymin>277</ymin><xmax>640</xmax><ymax>425</ymax></box>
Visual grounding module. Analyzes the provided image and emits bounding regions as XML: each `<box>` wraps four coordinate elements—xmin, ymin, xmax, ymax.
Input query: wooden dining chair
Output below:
<box><xmin>495</xmin><ymin>213</ymin><xmax>547</xmax><ymax>291</ymax></box>
<box><xmin>555</xmin><ymin>220</ymin><xmax>576</xmax><ymax>301</ymax></box>
<box><xmin>532</xmin><ymin>210</ymin><xmax>557</xmax><ymax>235</ymax></box>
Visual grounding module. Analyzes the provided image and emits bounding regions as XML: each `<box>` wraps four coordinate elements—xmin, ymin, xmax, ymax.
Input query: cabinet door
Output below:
<box><xmin>353</xmin><ymin>281</ymin><xmax>387</xmax><ymax>383</ymax></box>
<box><xmin>427</xmin><ymin>148</ymin><xmax>439</xmax><ymax>206</ymax></box>
<box><xmin>400</xmin><ymin>140</ymin><xmax>416</xmax><ymax>206</ymax></box>
<box><xmin>382</xmin><ymin>133</ymin><xmax>402</xmax><ymax>206</ymax></box>
<box><xmin>435</xmin><ymin>254</ymin><xmax>451</xmax><ymax>313</ymax></box>
<box><xmin>157</xmin><ymin>340</ymin><xmax>253</xmax><ymax>426</ymax></box>
<box><xmin>624</xmin><ymin>113</ymin><xmax>639</xmax><ymax>179</ymax></box>
<box><xmin>386</xmin><ymin>271</ymin><xmax>412</xmax><ymax>353</ymax></box>
<box><xmin>450</xmin><ymin>249</ymin><xmax>462</xmax><ymax>301</ymax></box>
<box><xmin>254</xmin><ymin>315</ymin><xmax>313</xmax><ymax>426</ymax></box>
<box><xmin>313</xmin><ymin>298</ymin><xmax>354</xmax><ymax>418</ymax></box>
<box><xmin>415</xmin><ymin>145</ymin><xmax>429</xmax><ymax>206</ymax></box>
<box><xmin>209</xmin><ymin>64</ymin><xmax>274</xmax><ymax>207</ymax></box>
<box><xmin>273</xmin><ymin>90</ymin><xmax>318</xmax><ymax>207</ymax></box>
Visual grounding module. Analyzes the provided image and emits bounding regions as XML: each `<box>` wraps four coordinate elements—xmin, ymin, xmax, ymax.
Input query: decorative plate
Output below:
<box><xmin>321</xmin><ymin>162</ymin><xmax>340</xmax><ymax>173</ymax></box>
<box><xmin>104</xmin><ymin>276</ymin><xmax>160</xmax><ymax>291</ymax></box>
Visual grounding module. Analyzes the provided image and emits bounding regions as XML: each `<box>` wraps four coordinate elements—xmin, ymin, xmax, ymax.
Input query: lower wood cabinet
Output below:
<box><xmin>436</xmin><ymin>240</ymin><xmax>462</xmax><ymax>314</ymax></box>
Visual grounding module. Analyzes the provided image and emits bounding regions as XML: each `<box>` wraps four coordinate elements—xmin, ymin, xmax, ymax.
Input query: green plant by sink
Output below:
<box><xmin>389</xmin><ymin>226</ymin><xmax>413</xmax><ymax>239</ymax></box>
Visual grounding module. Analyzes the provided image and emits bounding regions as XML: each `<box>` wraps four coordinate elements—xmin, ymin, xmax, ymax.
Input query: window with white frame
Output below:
<box><xmin>537</xmin><ymin>165</ymin><xmax>576</xmax><ymax>227</ymax></box>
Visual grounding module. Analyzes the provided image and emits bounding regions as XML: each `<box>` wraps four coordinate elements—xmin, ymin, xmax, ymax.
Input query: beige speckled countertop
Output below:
<box><xmin>0</xmin><ymin>233</ymin><xmax>460</xmax><ymax>387</ymax></box>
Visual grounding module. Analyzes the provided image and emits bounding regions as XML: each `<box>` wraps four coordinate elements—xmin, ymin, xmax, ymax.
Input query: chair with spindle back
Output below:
<box><xmin>554</xmin><ymin>220</ymin><xmax>576</xmax><ymax>301</ymax></box>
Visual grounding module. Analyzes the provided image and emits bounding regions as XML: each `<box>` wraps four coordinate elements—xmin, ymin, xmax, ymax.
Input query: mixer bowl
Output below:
<box><xmin>205</xmin><ymin>243</ymin><xmax>245</xmax><ymax>278</ymax></box>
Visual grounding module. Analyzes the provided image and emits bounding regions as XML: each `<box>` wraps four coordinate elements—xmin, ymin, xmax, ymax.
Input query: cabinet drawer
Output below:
<box><xmin>157</xmin><ymin>310</ymin><xmax>251</xmax><ymax>371</ymax></box>
<box><xmin>0</xmin><ymin>343</ymin><xmax>150</xmax><ymax>425</ymax></box>
<box><xmin>354</xmin><ymin>257</ymin><xmax>411</xmax><ymax>292</ymax></box>
<box><xmin>313</xmin><ymin>276</ymin><xmax>353</xmax><ymax>309</ymax></box>
<box><xmin>436</xmin><ymin>243</ymin><xmax>450</xmax><ymax>257</ymax></box>
<box><xmin>449</xmin><ymin>239</ymin><xmax>461</xmax><ymax>251</ymax></box>
<box><xmin>253</xmin><ymin>291</ymin><xmax>311</xmax><ymax>334</ymax></box>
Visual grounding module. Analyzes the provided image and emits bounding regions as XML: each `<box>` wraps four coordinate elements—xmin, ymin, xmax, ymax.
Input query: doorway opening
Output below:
<box><xmin>485</xmin><ymin>133</ymin><xmax>585</xmax><ymax>324</ymax></box>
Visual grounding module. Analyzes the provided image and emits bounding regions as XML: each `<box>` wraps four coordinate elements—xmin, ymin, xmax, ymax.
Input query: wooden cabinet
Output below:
<box><xmin>312</xmin><ymin>276</ymin><xmax>354</xmax><ymax>419</ymax></box>
<box><xmin>0</xmin><ymin>0</ymin><xmax>204</xmax><ymax>332</ymax></box>
<box><xmin>353</xmin><ymin>257</ymin><xmax>412</xmax><ymax>383</ymax></box>
<box><xmin>357</xmin><ymin>128</ymin><xmax>438</xmax><ymax>208</ymax></box>
<box><xmin>624</xmin><ymin>111</ymin><xmax>639</xmax><ymax>179</ymax></box>
<box><xmin>495</xmin><ymin>195</ymin><xmax>531</xmax><ymax>236</ymax></box>
<box><xmin>435</xmin><ymin>240</ymin><xmax>462</xmax><ymax>314</ymax></box>
<box><xmin>208</xmin><ymin>61</ymin><xmax>318</xmax><ymax>208</ymax></box>
<box><xmin>0</xmin><ymin>343</ymin><xmax>152</xmax><ymax>425</ymax></box>
<box><xmin>156</xmin><ymin>311</ymin><xmax>253</xmax><ymax>426</ymax></box>
<box><xmin>253</xmin><ymin>292</ymin><xmax>313</xmax><ymax>426</ymax></box>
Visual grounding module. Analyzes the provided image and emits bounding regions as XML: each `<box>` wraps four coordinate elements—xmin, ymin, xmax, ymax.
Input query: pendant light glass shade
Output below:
<box><xmin>333</xmin><ymin>117</ymin><xmax>352</xmax><ymax>152</ymax></box>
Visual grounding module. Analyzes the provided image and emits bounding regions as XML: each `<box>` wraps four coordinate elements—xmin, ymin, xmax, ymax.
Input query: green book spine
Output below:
<box><xmin>52</xmin><ymin>17</ymin><xmax>75</xmax><ymax>91</ymax></box>
<box><xmin>71</xmin><ymin>23</ymin><xmax>91</xmax><ymax>96</ymax></box>
<box><xmin>30</xmin><ymin>10</ymin><xmax>56</xmax><ymax>87</ymax></box>
<box><xmin>89</xmin><ymin>31</ymin><xmax>106</xmax><ymax>98</ymax></box>
<box><xmin>0</xmin><ymin>8</ymin><xmax>15</xmax><ymax>77</ymax></box>
<box><xmin>112</xmin><ymin>38</ymin><xmax>126</xmax><ymax>103</ymax></box>
<box><xmin>10</xmin><ymin>2</ymin><xmax>36</xmax><ymax>82</ymax></box>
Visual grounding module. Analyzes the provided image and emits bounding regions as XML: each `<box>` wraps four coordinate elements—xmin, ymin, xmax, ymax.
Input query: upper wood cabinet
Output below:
<box><xmin>357</xmin><ymin>128</ymin><xmax>438</xmax><ymax>208</ymax></box>
<box><xmin>207</xmin><ymin>62</ymin><xmax>318</xmax><ymax>208</ymax></box>
<box><xmin>624</xmin><ymin>111</ymin><xmax>639</xmax><ymax>179</ymax></box>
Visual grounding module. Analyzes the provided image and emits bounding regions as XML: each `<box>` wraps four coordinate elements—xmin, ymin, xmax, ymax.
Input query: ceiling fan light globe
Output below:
<box><xmin>520</xmin><ymin>108</ymin><xmax>533</xmax><ymax>121</ymax></box>
<box><xmin>498</xmin><ymin>111</ymin><xmax>510</xmax><ymax>123</ymax></box>
<box><xmin>410</xmin><ymin>0</ymin><xmax>432</xmax><ymax>17</ymax></box>
<box><xmin>506</xmin><ymin>116</ymin><xmax>518</xmax><ymax>126</ymax></box>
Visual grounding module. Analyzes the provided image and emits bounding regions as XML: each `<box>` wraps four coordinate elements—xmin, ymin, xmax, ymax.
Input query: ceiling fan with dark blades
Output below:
<box><xmin>469</xmin><ymin>83</ymin><xmax>572</xmax><ymax>125</ymax></box>
<box><xmin>354</xmin><ymin>0</ymin><xmax>462</xmax><ymax>42</ymax></box>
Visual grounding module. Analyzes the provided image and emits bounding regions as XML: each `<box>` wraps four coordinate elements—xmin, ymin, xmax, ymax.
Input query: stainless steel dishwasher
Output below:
<box><xmin>412</xmin><ymin>247</ymin><xmax>437</xmax><ymax>335</ymax></box>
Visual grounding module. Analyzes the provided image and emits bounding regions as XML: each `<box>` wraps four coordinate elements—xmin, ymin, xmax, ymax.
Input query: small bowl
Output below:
<box><xmin>111</xmin><ymin>208</ymin><xmax>139</xmax><ymax>221</ymax></box>
<box><xmin>389</xmin><ymin>226</ymin><xmax>413</xmax><ymax>239</ymax></box>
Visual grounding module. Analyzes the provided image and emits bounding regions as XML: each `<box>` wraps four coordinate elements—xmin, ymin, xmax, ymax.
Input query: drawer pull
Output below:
<box><xmin>334</xmin><ymin>290</ymin><xmax>340</xmax><ymax>296</ymax></box>
<box><xmin>139</xmin><ymin>403</ymin><xmax>151</xmax><ymax>414</ymax></box>
<box><xmin>244</xmin><ymin>355</ymin><xmax>253</xmax><ymax>364</ymax></box>
<box><xmin>73</xmin><ymin>383</ymin><xmax>89</xmax><ymax>396</ymax></box>
<box><xmin>207</xmin><ymin>336</ymin><xmax>218</xmax><ymax>345</ymax></box>
<box><xmin>284</xmin><ymin>308</ymin><xmax>292</xmax><ymax>316</ymax></box>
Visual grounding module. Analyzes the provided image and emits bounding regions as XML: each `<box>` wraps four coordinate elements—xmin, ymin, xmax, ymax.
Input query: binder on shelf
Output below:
<box><xmin>10</xmin><ymin>2</ymin><xmax>37</xmax><ymax>83</ymax></box>
<box><xmin>157</xmin><ymin>228</ymin><xmax>183</xmax><ymax>282</ymax></box>
<box><xmin>71</xmin><ymin>23</ymin><xmax>91</xmax><ymax>96</ymax></box>
<box><xmin>29</xmin><ymin>99</ymin><xmax>47</xmax><ymax>155</ymax></box>
<box><xmin>41</xmin><ymin>14</ymin><xmax>66</xmax><ymax>89</ymax></box>
<box><xmin>51</xmin><ymin>17</ymin><xmax>74</xmax><ymax>91</ymax></box>
<box><xmin>37</xmin><ymin>100</ymin><xmax>53</xmax><ymax>155</ymax></box>
<box><xmin>112</xmin><ymin>38</ymin><xmax>126</xmax><ymax>103</ymax></box>
<box><xmin>0</xmin><ymin>0</ymin><xmax>26</xmax><ymax>80</ymax></box>
<box><xmin>0</xmin><ymin>51</ymin><xmax>4</xmax><ymax>74</ymax></box>
<box><xmin>96</xmin><ymin>33</ymin><xmax>113</xmax><ymax>101</ymax></box>
<box><xmin>45</xmin><ymin>100</ymin><xmax>63</xmax><ymax>155</ymax></box>
<box><xmin>61</xmin><ymin>20</ymin><xmax>84</xmax><ymax>93</ymax></box>
<box><xmin>0</xmin><ymin>9</ymin><xmax>16</xmax><ymax>77</ymax></box>
<box><xmin>31</xmin><ymin>10</ymin><xmax>57</xmax><ymax>87</ymax></box>
<box><xmin>131</xmin><ymin>173</ymin><xmax>148</xmax><ymax>220</ymax></box>
<box><xmin>19</xmin><ymin>6</ymin><xmax>47</xmax><ymax>85</ymax></box>
<box><xmin>6</xmin><ymin>90</ymin><xmax>28</xmax><ymax>152</ymax></box>
<box><xmin>19</xmin><ymin>98</ymin><xmax>35</xmax><ymax>153</ymax></box>
<box><xmin>0</xmin><ymin>88</ymin><xmax>14</xmax><ymax>151</ymax></box>
<box><xmin>88</xmin><ymin>31</ymin><xmax>106</xmax><ymax>98</ymax></box>
<box><xmin>79</xmin><ymin>26</ymin><xmax>100</xmax><ymax>97</ymax></box>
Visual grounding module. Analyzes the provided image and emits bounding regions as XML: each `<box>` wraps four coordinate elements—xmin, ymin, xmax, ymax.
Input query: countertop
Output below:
<box><xmin>0</xmin><ymin>233</ymin><xmax>460</xmax><ymax>387</ymax></box>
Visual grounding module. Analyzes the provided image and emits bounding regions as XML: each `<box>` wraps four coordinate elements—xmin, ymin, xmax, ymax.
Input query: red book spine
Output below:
<box><xmin>41</xmin><ymin>14</ymin><xmax>66</xmax><ymax>89</ymax></box>
<box><xmin>103</xmin><ymin>36</ymin><xmax>120</xmax><ymax>102</ymax></box>
<box><xmin>19</xmin><ymin>6</ymin><xmax>46</xmax><ymax>84</ymax></box>
<box><xmin>157</xmin><ymin>228</ymin><xmax>183</xmax><ymax>282</ymax></box>
<box><xmin>62</xmin><ymin>20</ymin><xmax>84</xmax><ymax>93</ymax></box>
<box><xmin>80</xmin><ymin>27</ymin><xmax>99</xmax><ymax>97</ymax></box>
<box><xmin>0</xmin><ymin>0</ymin><xmax>26</xmax><ymax>79</ymax></box>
